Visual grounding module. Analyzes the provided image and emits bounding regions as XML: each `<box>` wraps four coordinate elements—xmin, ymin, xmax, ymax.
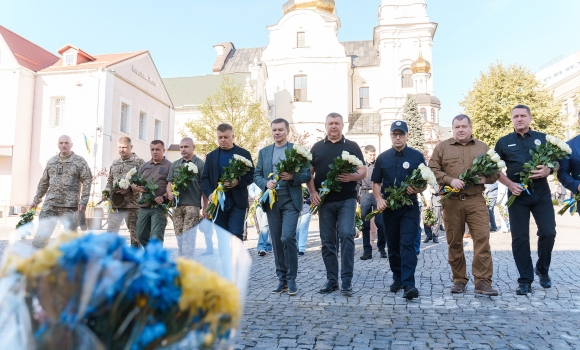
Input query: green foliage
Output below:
<box><xmin>460</xmin><ymin>62</ymin><xmax>565</xmax><ymax>146</ymax></box>
<box><xmin>138</xmin><ymin>178</ymin><xmax>159</xmax><ymax>205</ymax></box>
<box><xmin>184</xmin><ymin>77</ymin><xmax>270</xmax><ymax>159</ymax></box>
<box><xmin>275</xmin><ymin>148</ymin><xmax>310</xmax><ymax>175</ymax></box>
<box><xmin>402</xmin><ymin>94</ymin><xmax>426</xmax><ymax>154</ymax></box>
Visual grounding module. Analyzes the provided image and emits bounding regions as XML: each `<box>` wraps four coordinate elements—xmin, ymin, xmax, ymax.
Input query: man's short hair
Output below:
<box><xmin>217</xmin><ymin>124</ymin><xmax>233</xmax><ymax>132</ymax></box>
<box><xmin>271</xmin><ymin>118</ymin><xmax>290</xmax><ymax>129</ymax></box>
<box><xmin>180</xmin><ymin>137</ymin><xmax>194</xmax><ymax>145</ymax></box>
<box><xmin>151</xmin><ymin>140</ymin><xmax>165</xmax><ymax>148</ymax></box>
<box><xmin>452</xmin><ymin>114</ymin><xmax>472</xmax><ymax>126</ymax></box>
<box><xmin>326</xmin><ymin>112</ymin><xmax>343</xmax><ymax>121</ymax></box>
<box><xmin>364</xmin><ymin>145</ymin><xmax>376</xmax><ymax>153</ymax></box>
<box><xmin>512</xmin><ymin>104</ymin><xmax>531</xmax><ymax>116</ymax></box>
<box><xmin>118</xmin><ymin>136</ymin><xmax>132</xmax><ymax>145</ymax></box>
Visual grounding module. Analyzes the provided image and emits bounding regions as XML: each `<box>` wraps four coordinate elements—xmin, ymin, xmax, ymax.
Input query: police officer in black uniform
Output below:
<box><xmin>495</xmin><ymin>104</ymin><xmax>556</xmax><ymax>295</ymax></box>
<box><xmin>372</xmin><ymin>121</ymin><xmax>426</xmax><ymax>300</ymax></box>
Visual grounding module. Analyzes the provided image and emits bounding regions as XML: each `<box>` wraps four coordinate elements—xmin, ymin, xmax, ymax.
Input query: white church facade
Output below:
<box><xmin>206</xmin><ymin>0</ymin><xmax>447</xmax><ymax>152</ymax></box>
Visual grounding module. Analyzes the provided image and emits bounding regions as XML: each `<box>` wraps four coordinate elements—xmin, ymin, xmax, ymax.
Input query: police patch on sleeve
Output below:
<box><xmin>403</xmin><ymin>161</ymin><xmax>410</xmax><ymax>169</ymax></box>
<box><xmin>534</xmin><ymin>139</ymin><xmax>541</xmax><ymax>146</ymax></box>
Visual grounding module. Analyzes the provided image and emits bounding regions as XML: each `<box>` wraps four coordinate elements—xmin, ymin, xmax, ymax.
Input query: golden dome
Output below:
<box><xmin>282</xmin><ymin>0</ymin><xmax>336</xmax><ymax>15</ymax></box>
<box><xmin>410</xmin><ymin>51</ymin><xmax>431</xmax><ymax>74</ymax></box>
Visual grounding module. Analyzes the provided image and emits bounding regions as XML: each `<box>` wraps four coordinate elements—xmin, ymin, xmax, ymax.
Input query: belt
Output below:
<box><xmin>360</xmin><ymin>189</ymin><xmax>373</xmax><ymax>193</ymax></box>
<box><xmin>448</xmin><ymin>193</ymin><xmax>480</xmax><ymax>200</ymax></box>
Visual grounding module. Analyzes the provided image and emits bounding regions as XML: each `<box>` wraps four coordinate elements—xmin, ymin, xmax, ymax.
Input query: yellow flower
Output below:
<box><xmin>176</xmin><ymin>258</ymin><xmax>242</xmax><ymax>330</ymax></box>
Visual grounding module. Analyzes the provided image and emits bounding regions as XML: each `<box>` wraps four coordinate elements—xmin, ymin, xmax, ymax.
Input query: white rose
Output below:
<box><xmin>546</xmin><ymin>135</ymin><xmax>554</xmax><ymax>144</ymax></box>
<box><xmin>491</xmin><ymin>154</ymin><xmax>501</xmax><ymax>162</ymax></box>
<box><xmin>497</xmin><ymin>160</ymin><xmax>506</xmax><ymax>169</ymax></box>
<box><xmin>118</xmin><ymin>178</ymin><xmax>130</xmax><ymax>190</ymax></box>
<box><xmin>486</xmin><ymin>149</ymin><xmax>496</xmax><ymax>157</ymax></box>
<box><xmin>187</xmin><ymin>163</ymin><xmax>198</xmax><ymax>173</ymax></box>
<box><xmin>341</xmin><ymin>151</ymin><xmax>350</xmax><ymax>161</ymax></box>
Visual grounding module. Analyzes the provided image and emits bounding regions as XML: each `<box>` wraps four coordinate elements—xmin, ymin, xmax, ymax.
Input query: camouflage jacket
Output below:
<box><xmin>33</xmin><ymin>152</ymin><xmax>92</xmax><ymax>207</ymax></box>
<box><xmin>105</xmin><ymin>153</ymin><xmax>145</xmax><ymax>208</ymax></box>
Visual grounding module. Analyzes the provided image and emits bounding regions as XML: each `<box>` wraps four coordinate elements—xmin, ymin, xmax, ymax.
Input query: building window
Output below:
<box><xmin>64</xmin><ymin>52</ymin><xmax>75</xmax><ymax>65</ymax></box>
<box><xmin>139</xmin><ymin>112</ymin><xmax>147</xmax><ymax>140</ymax></box>
<box><xmin>401</xmin><ymin>69</ymin><xmax>413</xmax><ymax>88</ymax></box>
<box><xmin>420</xmin><ymin>108</ymin><xmax>427</xmax><ymax>120</ymax></box>
<box><xmin>297</xmin><ymin>32</ymin><xmax>305</xmax><ymax>48</ymax></box>
<box><xmin>154</xmin><ymin>120</ymin><xmax>162</xmax><ymax>140</ymax></box>
<box><xmin>359</xmin><ymin>87</ymin><xmax>370</xmax><ymax>108</ymax></box>
<box><xmin>564</xmin><ymin>103</ymin><xmax>569</xmax><ymax>115</ymax></box>
<box><xmin>120</xmin><ymin>103</ymin><xmax>130</xmax><ymax>133</ymax></box>
<box><xmin>430</xmin><ymin>108</ymin><xmax>435</xmax><ymax>122</ymax></box>
<box><xmin>50</xmin><ymin>97</ymin><xmax>65</xmax><ymax>127</ymax></box>
<box><xmin>294</xmin><ymin>75</ymin><xmax>307</xmax><ymax>102</ymax></box>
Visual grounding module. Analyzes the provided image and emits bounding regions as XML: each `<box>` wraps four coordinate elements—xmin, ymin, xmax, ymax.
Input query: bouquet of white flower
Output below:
<box><xmin>506</xmin><ymin>134</ymin><xmax>571</xmax><ymax>207</ymax></box>
<box><xmin>206</xmin><ymin>155</ymin><xmax>253</xmax><ymax>219</ymax></box>
<box><xmin>170</xmin><ymin>161</ymin><xmax>199</xmax><ymax>207</ymax></box>
<box><xmin>310</xmin><ymin>151</ymin><xmax>363</xmax><ymax>215</ymax></box>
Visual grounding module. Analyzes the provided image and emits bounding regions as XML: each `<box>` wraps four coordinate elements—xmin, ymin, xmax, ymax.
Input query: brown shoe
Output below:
<box><xmin>450</xmin><ymin>282</ymin><xmax>467</xmax><ymax>293</ymax></box>
<box><xmin>474</xmin><ymin>281</ymin><xmax>499</xmax><ymax>296</ymax></box>
<box><xmin>463</xmin><ymin>233</ymin><xmax>471</xmax><ymax>239</ymax></box>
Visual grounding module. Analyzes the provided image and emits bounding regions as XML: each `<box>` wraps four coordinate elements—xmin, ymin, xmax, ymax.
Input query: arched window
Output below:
<box><xmin>430</xmin><ymin>108</ymin><xmax>436</xmax><ymax>122</ymax></box>
<box><xmin>420</xmin><ymin>108</ymin><xmax>427</xmax><ymax>120</ymax></box>
<box><xmin>401</xmin><ymin>69</ymin><xmax>413</xmax><ymax>88</ymax></box>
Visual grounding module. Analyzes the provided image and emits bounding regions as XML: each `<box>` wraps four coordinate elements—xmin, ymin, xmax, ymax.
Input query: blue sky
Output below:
<box><xmin>2</xmin><ymin>0</ymin><xmax>579</xmax><ymax>125</ymax></box>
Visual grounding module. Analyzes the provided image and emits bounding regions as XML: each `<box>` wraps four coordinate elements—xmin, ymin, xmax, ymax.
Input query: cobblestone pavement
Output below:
<box><xmin>1</xmin><ymin>212</ymin><xmax>580</xmax><ymax>349</ymax></box>
<box><xmin>237</xmin><ymin>214</ymin><xmax>580</xmax><ymax>350</ymax></box>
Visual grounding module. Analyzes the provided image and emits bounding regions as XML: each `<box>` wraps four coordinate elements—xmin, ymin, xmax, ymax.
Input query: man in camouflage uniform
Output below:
<box><xmin>31</xmin><ymin>135</ymin><xmax>92</xmax><ymax>247</ymax></box>
<box><xmin>104</xmin><ymin>136</ymin><xmax>145</xmax><ymax>248</ymax></box>
<box><xmin>167</xmin><ymin>138</ymin><xmax>207</xmax><ymax>256</ymax></box>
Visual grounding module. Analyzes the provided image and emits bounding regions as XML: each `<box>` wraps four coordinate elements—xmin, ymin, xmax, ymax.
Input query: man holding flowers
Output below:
<box><xmin>132</xmin><ymin>140</ymin><xmax>171</xmax><ymax>247</ymax></box>
<box><xmin>254</xmin><ymin>118</ymin><xmax>311</xmax><ymax>295</ymax></box>
<box><xmin>495</xmin><ymin>105</ymin><xmax>558</xmax><ymax>295</ymax></box>
<box><xmin>308</xmin><ymin>113</ymin><xmax>366</xmax><ymax>295</ymax></box>
<box><xmin>201</xmin><ymin>124</ymin><xmax>254</xmax><ymax>241</ymax></box>
<box><xmin>104</xmin><ymin>136</ymin><xmax>145</xmax><ymax>248</ymax></box>
<box><xmin>167</xmin><ymin>138</ymin><xmax>207</xmax><ymax>256</ymax></box>
<box><xmin>429</xmin><ymin>115</ymin><xmax>500</xmax><ymax>296</ymax></box>
<box><xmin>372</xmin><ymin>121</ymin><xmax>426</xmax><ymax>300</ymax></box>
<box><xmin>558</xmin><ymin>110</ymin><xmax>580</xmax><ymax>215</ymax></box>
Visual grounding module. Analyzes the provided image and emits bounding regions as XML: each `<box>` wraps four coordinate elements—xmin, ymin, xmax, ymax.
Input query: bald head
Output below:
<box><xmin>57</xmin><ymin>135</ymin><xmax>73</xmax><ymax>156</ymax></box>
<box><xmin>180</xmin><ymin>137</ymin><xmax>196</xmax><ymax>160</ymax></box>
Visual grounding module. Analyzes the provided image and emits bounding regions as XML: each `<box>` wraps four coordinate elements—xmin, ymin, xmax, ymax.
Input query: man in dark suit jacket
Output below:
<box><xmin>201</xmin><ymin>124</ymin><xmax>255</xmax><ymax>241</ymax></box>
<box><xmin>254</xmin><ymin>118</ymin><xmax>311</xmax><ymax>296</ymax></box>
<box><xmin>558</xmin><ymin>111</ymin><xmax>580</xmax><ymax>203</ymax></box>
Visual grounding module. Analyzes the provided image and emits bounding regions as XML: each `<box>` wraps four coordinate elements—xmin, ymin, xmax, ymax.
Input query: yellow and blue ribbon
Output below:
<box><xmin>563</xmin><ymin>198</ymin><xmax>577</xmax><ymax>215</ymax></box>
<box><xmin>519</xmin><ymin>183</ymin><xmax>530</xmax><ymax>195</ymax></box>
<box><xmin>442</xmin><ymin>186</ymin><xmax>460</xmax><ymax>195</ymax></box>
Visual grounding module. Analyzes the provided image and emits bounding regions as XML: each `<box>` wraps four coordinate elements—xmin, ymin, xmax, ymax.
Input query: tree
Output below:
<box><xmin>184</xmin><ymin>77</ymin><xmax>271</xmax><ymax>159</ymax></box>
<box><xmin>402</xmin><ymin>94</ymin><xmax>426</xmax><ymax>154</ymax></box>
<box><xmin>460</xmin><ymin>62</ymin><xmax>565</xmax><ymax>146</ymax></box>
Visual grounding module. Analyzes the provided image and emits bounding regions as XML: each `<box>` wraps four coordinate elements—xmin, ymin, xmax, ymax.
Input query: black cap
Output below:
<box><xmin>390</xmin><ymin>120</ymin><xmax>408</xmax><ymax>133</ymax></box>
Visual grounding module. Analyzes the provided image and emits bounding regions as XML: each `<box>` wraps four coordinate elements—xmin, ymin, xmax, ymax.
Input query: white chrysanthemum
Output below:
<box><xmin>186</xmin><ymin>162</ymin><xmax>198</xmax><ymax>173</ymax></box>
<box><xmin>490</xmin><ymin>154</ymin><xmax>501</xmax><ymax>163</ymax></box>
<box><xmin>118</xmin><ymin>178</ymin><xmax>130</xmax><ymax>190</ymax></box>
<box><xmin>233</xmin><ymin>154</ymin><xmax>253</xmax><ymax>167</ymax></box>
<box><xmin>487</xmin><ymin>149</ymin><xmax>496</xmax><ymax>157</ymax></box>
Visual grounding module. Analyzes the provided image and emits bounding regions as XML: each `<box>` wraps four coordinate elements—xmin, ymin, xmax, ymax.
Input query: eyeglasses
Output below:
<box><xmin>390</xmin><ymin>133</ymin><xmax>406</xmax><ymax>138</ymax></box>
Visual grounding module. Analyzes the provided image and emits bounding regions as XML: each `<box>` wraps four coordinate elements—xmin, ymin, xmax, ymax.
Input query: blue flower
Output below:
<box><xmin>132</xmin><ymin>318</ymin><xmax>166</xmax><ymax>350</ymax></box>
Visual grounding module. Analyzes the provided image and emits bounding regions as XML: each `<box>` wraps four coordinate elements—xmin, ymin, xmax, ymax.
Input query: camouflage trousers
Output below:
<box><xmin>173</xmin><ymin>205</ymin><xmax>201</xmax><ymax>257</ymax></box>
<box><xmin>33</xmin><ymin>206</ymin><xmax>78</xmax><ymax>248</ymax></box>
<box><xmin>107</xmin><ymin>208</ymin><xmax>140</xmax><ymax>248</ymax></box>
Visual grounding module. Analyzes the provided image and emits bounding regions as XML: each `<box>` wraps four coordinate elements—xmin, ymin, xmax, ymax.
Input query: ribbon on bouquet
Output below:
<box><xmin>209</xmin><ymin>182</ymin><xmax>226</xmax><ymax>222</ymax></box>
<box><xmin>520</xmin><ymin>183</ymin><xmax>530</xmax><ymax>195</ymax></box>
<box><xmin>562</xmin><ymin>197</ymin><xmax>578</xmax><ymax>215</ymax></box>
<box><xmin>259</xmin><ymin>173</ymin><xmax>279</xmax><ymax>210</ymax></box>
<box><xmin>442</xmin><ymin>186</ymin><xmax>460</xmax><ymax>195</ymax></box>
<box><xmin>171</xmin><ymin>183</ymin><xmax>180</xmax><ymax>208</ymax></box>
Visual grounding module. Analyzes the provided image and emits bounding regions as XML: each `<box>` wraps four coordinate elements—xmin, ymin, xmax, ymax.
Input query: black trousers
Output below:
<box><xmin>507</xmin><ymin>185</ymin><xmax>556</xmax><ymax>284</ymax></box>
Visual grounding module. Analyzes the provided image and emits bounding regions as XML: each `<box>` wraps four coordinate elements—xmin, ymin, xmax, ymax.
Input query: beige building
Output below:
<box><xmin>536</xmin><ymin>50</ymin><xmax>580</xmax><ymax>139</ymax></box>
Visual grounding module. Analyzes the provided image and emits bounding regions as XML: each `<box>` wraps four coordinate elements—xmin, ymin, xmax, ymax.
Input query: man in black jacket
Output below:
<box><xmin>201</xmin><ymin>124</ymin><xmax>255</xmax><ymax>241</ymax></box>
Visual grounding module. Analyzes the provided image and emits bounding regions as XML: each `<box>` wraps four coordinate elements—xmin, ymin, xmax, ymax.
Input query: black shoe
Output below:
<box><xmin>271</xmin><ymin>281</ymin><xmax>288</xmax><ymax>294</ymax></box>
<box><xmin>423</xmin><ymin>237</ymin><xmax>431</xmax><ymax>243</ymax></box>
<box><xmin>379</xmin><ymin>250</ymin><xmax>388</xmax><ymax>258</ymax></box>
<box><xmin>298</xmin><ymin>251</ymin><xmax>305</xmax><ymax>256</ymax></box>
<box><xmin>389</xmin><ymin>280</ymin><xmax>402</xmax><ymax>292</ymax></box>
<box><xmin>535</xmin><ymin>269</ymin><xmax>552</xmax><ymax>288</ymax></box>
<box><xmin>201</xmin><ymin>251</ymin><xmax>214</xmax><ymax>256</ymax></box>
<box><xmin>360</xmin><ymin>252</ymin><xmax>372</xmax><ymax>260</ymax></box>
<box><xmin>319</xmin><ymin>281</ymin><xmax>339</xmax><ymax>294</ymax></box>
<box><xmin>341</xmin><ymin>282</ymin><xmax>353</xmax><ymax>295</ymax></box>
<box><xmin>403</xmin><ymin>286</ymin><xmax>419</xmax><ymax>300</ymax></box>
<box><xmin>288</xmin><ymin>280</ymin><xmax>298</xmax><ymax>296</ymax></box>
<box><xmin>516</xmin><ymin>283</ymin><xmax>532</xmax><ymax>295</ymax></box>
<box><xmin>258</xmin><ymin>250</ymin><xmax>266</xmax><ymax>256</ymax></box>
<box><xmin>432</xmin><ymin>236</ymin><xmax>439</xmax><ymax>244</ymax></box>
<box><xmin>439</xmin><ymin>225</ymin><xmax>445</xmax><ymax>232</ymax></box>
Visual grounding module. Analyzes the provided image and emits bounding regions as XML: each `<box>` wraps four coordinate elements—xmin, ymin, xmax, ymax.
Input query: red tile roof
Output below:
<box><xmin>0</xmin><ymin>25</ymin><xmax>59</xmax><ymax>71</ymax></box>
<box><xmin>40</xmin><ymin>50</ymin><xmax>148</xmax><ymax>72</ymax></box>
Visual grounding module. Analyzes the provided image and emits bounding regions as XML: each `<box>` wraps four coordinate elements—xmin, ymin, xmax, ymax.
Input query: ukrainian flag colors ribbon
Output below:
<box><xmin>438</xmin><ymin>186</ymin><xmax>460</xmax><ymax>203</ymax></box>
<box><xmin>259</xmin><ymin>173</ymin><xmax>279</xmax><ymax>210</ymax></box>
<box><xmin>520</xmin><ymin>183</ymin><xmax>530</xmax><ymax>195</ymax></box>
<box><xmin>310</xmin><ymin>181</ymin><xmax>331</xmax><ymax>215</ymax></box>
<box><xmin>558</xmin><ymin>193</ymin><xmax>580</xmax><ymax>216</ymax></box>
<box><xmin>206</xmin><ymin>182</ymin><xmax>226</xmax><ymax>220</ymax></box>
<box><xmin>171</xmin><ymin>183</ymin><xmax>180</xmax><ymax>208</ymax></box>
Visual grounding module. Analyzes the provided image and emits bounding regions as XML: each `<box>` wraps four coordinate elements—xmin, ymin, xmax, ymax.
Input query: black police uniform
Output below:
<box><xmin>372</xmin><ymin>144</ymin><xmax>426</xmax><ymax>288</ymax></box>
<box><xmin>495</xmin><ymin>129</ymin><xmax>556</xmax><ymax>285</ymax></box>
